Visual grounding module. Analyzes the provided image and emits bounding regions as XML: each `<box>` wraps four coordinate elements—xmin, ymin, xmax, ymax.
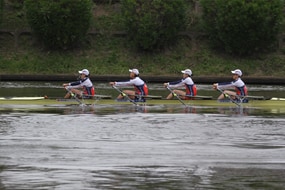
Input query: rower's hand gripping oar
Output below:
<box><xmin>112</xmin><ymin>85</ymin><xmax>138</xmax><ymax>106</ymax></box>
<box><xmin>216</xmin><ymin>87</ymin><xmax>241</xmax><ymax>107</ymax></box>
<box><xmin>166</xmin><ymin>86</ymin><xmax>188</xmax><ymax>107</ymax></box>
<box><xmin>65</xmin><ymin>87</ymin><xmax>86</xmax><ymax>106</ymax></box>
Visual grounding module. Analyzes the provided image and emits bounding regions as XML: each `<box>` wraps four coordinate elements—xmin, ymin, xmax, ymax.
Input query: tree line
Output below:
<box><xmin>0</xmin><ymin>0</ymin><xmax>283</xmax><ymax>56</ymax></box>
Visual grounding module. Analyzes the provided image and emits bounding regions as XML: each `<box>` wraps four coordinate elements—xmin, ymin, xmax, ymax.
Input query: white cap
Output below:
<box><xmin>129</xmin><ymin>69</ymin><xmax>139</xmax><ymax>75</ymax></box>
<box><xmin>181</xmin><ymin>69</ymin><xmax>192</xmax><ymax>76</ymax></box>
<box><xmin>78</xmin><ymin>69</ymin><xmax>89</xmax><ymax>76</ymax></box>
<box><xmin>231</xmin><ymin>69</ymin><xmax>242</xmax><ymax>76</ymax></box>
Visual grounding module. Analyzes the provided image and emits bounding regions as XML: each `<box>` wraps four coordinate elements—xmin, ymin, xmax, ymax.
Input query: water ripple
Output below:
<box><xmin>1</xmin><ymin>111</ymin><xmax>285</xmax><ymax>189</ymax></box>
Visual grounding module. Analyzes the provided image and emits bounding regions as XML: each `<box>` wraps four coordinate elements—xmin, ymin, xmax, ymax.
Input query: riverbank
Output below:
<box><xmin>0</xmin><ymin>74</ymin><xmax>284</xmax><ymax>85</ymax></box>
<box><xmin>1</xmin><ymin>2</ymin><xmax>285</xmax><ymax>81</ymax></box>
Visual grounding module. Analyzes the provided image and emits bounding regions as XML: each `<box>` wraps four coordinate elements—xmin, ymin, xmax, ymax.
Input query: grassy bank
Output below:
<box><xmin>0</xmin><ymin>2</ymin><xmax>285</xmax><ymax>77</ymax></box>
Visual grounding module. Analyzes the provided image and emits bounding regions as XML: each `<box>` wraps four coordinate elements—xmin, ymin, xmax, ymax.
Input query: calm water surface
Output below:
<box><xmin>0</xmin><ymin>82</ymin><xmax>285</xmax><ymax>189</ymax></box>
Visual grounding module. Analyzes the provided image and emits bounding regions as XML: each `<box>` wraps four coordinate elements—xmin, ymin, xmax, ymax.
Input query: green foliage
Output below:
<box><xmin>1</xmin><ymin>1</ymin><xmax>285</xmax><ymax>77</ymax></box>
<box><xmin>6</xmin><ymin>0</ymin><xmax>24</xmax><ymax>10</ymax></box>
<box><xmin>201</xmin><ymin>0</ymin><xmax>283</xmax><ymax>56</ymax></box>
<box><xmin>0</xmin><ymin>0</ymin><xmax>4</xmax><ymax>25</ymax></box>
<box><xmin>25</xmin><ymin>0</ymin><xmax>92</xmax><ymax>50</ymax></box>
<box><xmin>121</xmin><ymin>0</ymin><xmax>187</xmax><ymax>51</ymax></box>
<box><xmin>0</xmin><ymin>0</ymin><xmax>4</xmax><ymax>9</ymax></box>
<box><xmin>92</xmin><ymin>0</ymin><xmax>119</xmax><ymax>4</ymax></box>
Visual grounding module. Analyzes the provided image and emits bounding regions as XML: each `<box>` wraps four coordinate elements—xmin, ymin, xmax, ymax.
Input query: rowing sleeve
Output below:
<box><xmin>217</xmin><ymin>78</ymin><xmax>245</xmax><ymax>89</ymax></box>
<box><xmin>168</xmin><ymin>77</ymin><xmax>194</xmax><ymax>88</ymax></box>
<box><xmin>168</xmin><ymin>77</ymin><xmax>196</xmax><ymax>96</ymax></box>
<box><xmin>115</xmin><ymin>77</ymin><xmax>148</xmax><ymax>95</ymax></box>
<box><xmin>115</xmin><ymin>77</ymin><xmax>145</xmax><ymax>87</ymax></box>
<box><xmin>218</xmin><ymin>78</ymin><xmax>247</xmax><ymax>96</ymax></box>
<box><xmin>67</xmin><ymin>78</ymin><xmax>95</xmax><ymax>96</ymax></box>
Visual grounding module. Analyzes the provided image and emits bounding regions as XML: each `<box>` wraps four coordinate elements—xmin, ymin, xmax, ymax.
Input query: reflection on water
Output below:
<box><xmin>0</xmin><ymin>103</ymin><xmax>285</xmax><ymax>117</ymax></box>
<box><xmin>1</xmin><ymin>103</ymin><xmax>285</xmax><ymax>117</ymax></box>
<box><xmin>0</xmin><ymin>105</ymin><xmax>285</xmax><ymax>189</ymax></box>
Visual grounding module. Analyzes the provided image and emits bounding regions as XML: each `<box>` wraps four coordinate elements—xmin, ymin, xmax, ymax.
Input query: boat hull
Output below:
<box><xmin>0</xmin><ymin>97</ymin><xmax>284</xmax><ymax>108</ymax></box>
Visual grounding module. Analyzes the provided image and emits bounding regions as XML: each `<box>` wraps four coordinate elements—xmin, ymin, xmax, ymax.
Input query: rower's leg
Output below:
<box><xmin>218</xmin><ymin>90</ymin><xmax>236</xmax><ymax>100</ymax></box>
<box><xmin>166</xmin><ymin>90</ymin><xmax>186</xmax><ymax>100</ymax></box>
<box><xmin>117</xmin><ymin>90</ymin><xmax>135</xmax><ymax>99</ymax></box>
<box><xmin>64</xmin><ymin>89</ymin><xmax>82</xmax><ymax>99</ymax></box>
<box><xmin>174</xmin><ymin>90</ymin><xmax>187</xmax><ymax>99</ymax></box>
<box><xmin>64</xmin><ymin>93</ymin><xmax>71</xmax><ymax>99</ymax></box>
<box><xmin>166</xmin><ymin>93</ymin><xmax>173</xmax><ymax>99</ymax></box>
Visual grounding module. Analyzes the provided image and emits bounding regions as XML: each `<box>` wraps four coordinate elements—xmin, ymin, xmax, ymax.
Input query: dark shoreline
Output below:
<box><xmin>0</xmin><ymin>74</ymin><xmax>284</xmax><ymax>85</ymax></box>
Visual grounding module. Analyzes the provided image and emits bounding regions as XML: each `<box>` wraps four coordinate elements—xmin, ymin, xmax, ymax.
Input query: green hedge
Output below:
<box><xmin>0</xmin><ymin>0</ymin><xmax>4</xmax><ymax>25</ymax></box>
<box><xmin>6</xmin><ymin>0</ymin><xmax>24</xmax><ymax>9</ymax></box>
<box><xmin>92</xmin><ymin>0</ymin><xmax>120</xmax><ymax>4</ymax></box>
<box><xmin>121</xmin><ymin>0</ymin><xmax>187</xmax><ymax>51</ymax></box>
<box><xmin>201</xmin><ymin>0</ymin><xmax>283</xmax><ymax>56</ymax></box>
<box><xmin>25</xmin><ymin>0</ymin><xmax>92</xmax><ymax>50</ymax></box>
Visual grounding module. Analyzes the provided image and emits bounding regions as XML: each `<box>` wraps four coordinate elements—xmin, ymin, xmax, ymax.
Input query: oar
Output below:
<box><xmin>84</xmin><ymin>94</ymin><xmax>112</xmax><ymax>99</ymax></box>
<box><xmin>65</xmin><ymin>87</ymin><xmax>85</xmax><ymax>106</ymax></box>
<box><xmin>184</xmin><ymin>95</ymin><xmax>213</xmax><ymax>100</ymax></box>
<box><xmin>112</xmin><ymin>85</ymin><xmax>138</xmax><ymax>105</ymax></box>
<box><xmin>216</xmin><ymin>87</ymin><xmax>241</xmax><ymax>107</ymax></box>
<box><xmin>271</xmin><ymin>97</ymin><xmax>285</xmax><ymax>101</ymax></box>
<box><xmin>166</xmin><ymin>86</ymin><xmax>188</xmax><ymax>107</ymax></box>
<box><xmin>139</xmin><ymin>95</ymin><xmax>162</xmax><ymax>99</ymax></box>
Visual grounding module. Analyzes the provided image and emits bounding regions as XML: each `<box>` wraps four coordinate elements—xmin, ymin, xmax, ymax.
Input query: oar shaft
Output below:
<box><xmin>216</xmin><ymin>87</ymin><xmax>241</xmax><ymax>107</ymax></box>
<box><xmin>112</xmin><ymin>85</ymin><xmax>137</xmax><ymax>105</ymax></box>
<box><xmin>65</xmin><ymin>87</ymin><xmax>85</xmax><ymax>105</ymax></box>
<box><xmin>166</xmin><ymin>86</ymin><xmax>188</xmax><ymax>107</ymax></box>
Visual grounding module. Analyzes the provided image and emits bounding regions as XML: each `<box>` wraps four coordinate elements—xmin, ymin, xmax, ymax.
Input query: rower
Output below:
<box><xmin>63</xmin><ymin>69</ymin><xmax>95</xmax><ymax>99</ymax></box>
<box><xmin>213</xmin><ymin>69</ymin><xmax>248</xmax><ymax>101</ymax></box>
<box><xmin>109</xmin><ymin>69</ymin><xmax>148</xmax><ymax>102</ymax></box>
<box><xmin>163</xmin><ymin>69</ymin><xmax>197</xmax><ymax>100</ymax></box>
